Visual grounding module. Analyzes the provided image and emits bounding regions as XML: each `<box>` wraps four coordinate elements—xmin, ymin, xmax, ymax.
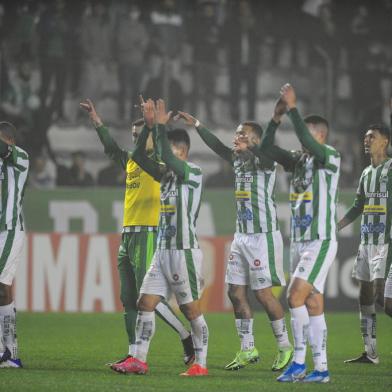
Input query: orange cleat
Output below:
<box><xmin>112</xmin><ymin>356</ymin><xmax>148</xmax><ymax>375</ymax></box>
<box><xmin>180</xmin><ymin>363</ymin><xmax>208</xmax><ymax>376</ymax></box>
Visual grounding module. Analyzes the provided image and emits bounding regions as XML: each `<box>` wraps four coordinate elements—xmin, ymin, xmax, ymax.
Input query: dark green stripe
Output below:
<box><xmin>385</xmin><ymin>244</ymin><xmax>392</xmax><ymax>280</ymax></box>
<box><xmin>0</xmin><ymin>165</ymin><xmax>8</xmax><ymax>229</ymax></box>
<box><xmin>325</xmin><ymin>173</ymin><xmax>332</xmax><ymax>239</ymax></box>
<box><xmin>11</xmin><ymin>170</ymin><xmax>20</xmax><ymax>229</ymax></box>
<box><xmin>308</xmin><ymin>240</ymin><xmax>330</xmax><ymax>284</ymax></box>
<box><xmin>364</xmin><ymin>170</ymin><xmax>373</xmax><ymax>244</ymax></box>
<box><xmin>372</xmin><ymin>166</ymin><xmax>383</xmax><ymax>245</ymax></box>
<box><xmin>310</xmin><ymin>169</ymin><xmax>319</xmax><ymax>239</ymax></box>
<box><xmin>187</xmin><ymin>188</ymin><xmax>194</xmax><ymax>248</ymax></box>
<box><xmin>0</xmin><ymin>230</ymin><xmax>16</xmax><ymax>274</ymax></box>
<box><xmin>264</xmin><ymin>173</ymin><xmax>272</xmax><ymax>232</ymax></box>
<box><xmin>184</xmin><ymin>249</ymin><xmax>198</xmax><ymax>300</ymax></box>
<box><xmin>251</xmin><ymin>170</ymin><xmax>260</xmax><ymax>232</ymax></box>
<box><xmin>176</xmin><ymin>184</ymin><xmax>183</xmax><ymax>249</ymax></box>
<box><xmin>145</xmin><ymin>232</ymin><xmax>156</xmax><ymax>269</ymax></box>
<box><xmin>267</xmin><ymin>233</ymin><xmax>280</xmax><ymax>285</ymax></box>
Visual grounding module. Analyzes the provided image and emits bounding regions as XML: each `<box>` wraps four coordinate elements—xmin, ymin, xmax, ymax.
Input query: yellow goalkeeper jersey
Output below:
<box><xmin>123</xmin><ymin>159</ymin><xmax>160</xmax><ymax>227</ymax></box>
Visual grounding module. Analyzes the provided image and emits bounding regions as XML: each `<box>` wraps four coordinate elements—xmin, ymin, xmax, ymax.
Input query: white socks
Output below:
<box><xmin>360</xmin><ymin>304</ymin><xmax>377</xmax><ymax>358</ymax></box>
<box><xmin>191</xmin><ymin>315</ymin><xmax>209</xmax><ymax>367</ymax></box>
<box><xmin>235</xmin><ymin>319</ymin><xmax>254</xmax><ymax>351</ymax></box>
<box><xmin>134</xmin><ymin>311</ymin><xmax>155</xmax><ymax>362</ymax></box>
<box><xmin>290</xmin><ymin>305</ymin><xmax>309</xmax><ymax>364</ymax></box>
<box><xmin>270</xmin><ymin>318</ymin><xmax>291</xmax><ymax>349</ymax></box>
<box><xmin>0</xmin><ymin>302</ymin><xmax>17</xmax><ymax>359</ymax></box>
<box><xmin>308</xmin><ymin>314</ymin><xmax>328</xmax><ymax>371</ymax></box>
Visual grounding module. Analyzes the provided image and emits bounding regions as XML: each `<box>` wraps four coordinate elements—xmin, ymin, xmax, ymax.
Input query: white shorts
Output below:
<box><xmin>290</xmin><ymin>240</ymin><xmax>337</xmax><ymax>294</ymax></box>
<box><xmin>225</xmin><ymin>231</ymin><xmax>285</xmax><ymax>290</ymax></box>
<box><xmin>385</xmin><ymin>263</ymin><xmax>392</xmax><ymax>299</ymax></box>
<box><xmin>352</xmin><ymin>244</ymin><xmax>389</xmax><ymax>282</ymax></box>
<box><xmin>0</xmin><ymin>230</ymin><xmax>25</xmax><ymax>286</ymax></box>
<box><xmin>140</xmin><ymin>249</ymin><xmax>204</xmax><ymax>305</ymax></box>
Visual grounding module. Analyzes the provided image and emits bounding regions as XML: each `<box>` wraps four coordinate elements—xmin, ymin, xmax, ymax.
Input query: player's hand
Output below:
<box><xmin>140</xmin><ymin>96</ymin><xmax>155</xmax><ymax>129</ymax></box>
<box><xmin>79</xmin><ymin>99</ymin><xmax>103</xmax><ymax>127</ymax></box>
<box><xmin>273</xmin><ymin>97</ymin><xmax>287</xmax><ymax>123</ymax></box>
<box><xmin>155</xmin><ymin>99</ymin><xmax>173</xmax><ymax>125</ymax></box>
<box><xmin>280</xmin><ymin>83</ymin><xmax>296</xmax><ymax>109</ymax></box>
<box><xmin>175</xmin><ymin>111</ymin><xmax>198</xmax><ymax>126</ymax></box>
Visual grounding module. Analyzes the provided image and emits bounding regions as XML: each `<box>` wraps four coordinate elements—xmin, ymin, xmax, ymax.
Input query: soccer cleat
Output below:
<box><xmin>0</xmin><ymin>358</ymin><xmax>23</xmax><ymax>368</ymax></box>
<box><xmin>224</xmin><ymin>348</ymin><xmax>260</xmax><ymax>371</ymax></box>
<box><xmin>182</xmin><ymin>335</ymin><xmax>195</xmax><ymax>365</ymax></box>
<box><xmin>180</xmin><ymin>363</ymin><xmax>208</xmax><ymax>376</ymax></box>
<box><xmin>344</xmin><ymin>352</ymin><xmax>379</xmax><ymax>364</ymax></box>
<box><xmin>111</xmin><ymin>356</ymin><xmax>148</xmax><ymax>375</ymax></box>
<box><xmin>0</xmin><ymin>348</ymin><xmax>11</xmax><ymax>364</ymax></box>
<box><xmin>107</xmin><ymin>355</ymin><xmax>131</xmax><ymax>368</ymax></box>
<box><xmin>276</xmin><ymin>361</ymin><xmax>306</xmax><ymax>382</ymax></box>
<box><xmin>271</xmin><ymin>346</ymin><xmax>294</xmax><ymax>371</ymax></box>
<box><xmin>302</xmin><ymin>370</ymin><xmax>330</xmax><ymax>383</ymax></box>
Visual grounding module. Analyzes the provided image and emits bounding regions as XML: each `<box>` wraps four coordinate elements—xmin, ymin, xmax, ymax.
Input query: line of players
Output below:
<box><xmin>0</xmin><ymin>80</ymin><xmax>389</xmax><ymax>383</ymax></box>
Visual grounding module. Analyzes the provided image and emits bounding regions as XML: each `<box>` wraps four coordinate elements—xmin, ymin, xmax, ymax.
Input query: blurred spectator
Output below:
<box><xmin>114</xmin><ymin>1</ymin><xmax>148</xmax><ymax>122</ymax></box>
<box><xmin>81</xmin><ymin>1</ymin><xmax>113</xmax><ymax>103</ymax></box>
<box><xmin>56</xmin><ymin>151</ymin><xmax>94</xmax><ymax>187</ymax></box>
<box><xmin>189</xmin><ymin>1</ymin><xmax>220</xmax><ymax>124</ymax></box>
<box><xmin>223</xmin><ymin>0</ymin><xmax>261</xmax><ymax>122</ymax></box>
<box><xmin>37</xmin><ymin>0</ymin><xmax>68</xmax><ymax>121</ymax></box>
<box><xmin>28</xmin><ymin>153</ymin><xmax>57</xmax><ymax>189</ymax></box>
<box><xmin>97</xmin><ymin>161</ymin><xmax>125</xmax><ymax>186</ymax></box>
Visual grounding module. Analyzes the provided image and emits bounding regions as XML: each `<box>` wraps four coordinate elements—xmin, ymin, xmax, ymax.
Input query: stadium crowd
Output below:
<box><xmin>0</xmin><ymin>0</ymin><xmax>392</xmax><ymax>187</ymax></box>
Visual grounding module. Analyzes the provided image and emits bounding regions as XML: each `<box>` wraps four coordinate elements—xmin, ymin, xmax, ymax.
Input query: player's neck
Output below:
<box><xmin>370</xmin><ymin>151</ymin><xmax>388</xmax><ymax>167</ymax></box>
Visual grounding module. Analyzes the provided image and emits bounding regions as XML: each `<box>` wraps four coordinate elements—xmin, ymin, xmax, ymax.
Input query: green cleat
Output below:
<box><xmin>224</xmin><ymin>348</ymin><xmax>260</xmax><ymax>371</ymax></box>
<box><xmin>271</xmin><ymin>346</ymin><xmax>294</xmax><ymax>371</ymax></box>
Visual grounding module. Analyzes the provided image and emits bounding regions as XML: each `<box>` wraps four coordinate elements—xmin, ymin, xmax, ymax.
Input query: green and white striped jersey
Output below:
<box><xmin>158</xmin><ymin>162</ymin><xmax>202</xmax><ymax>249</ymax></box>
<box><xmin>356</xmin><ymin>159</ymin><xmax>392</xmax><ymax>245</ymax></box>
<box><xmin>290</xmin><ymin>145</ymin><xmax>340</xmax><ymax>242</ymax></box>
<box><xmin>233</xmin><ymin>155</ymin><xmax>279</xmax><ymax>233</ymax></box>
<box><xmin>0</xmin><ymin>146</ymin><xmax>29</xmax><ymax>231</ymax></box>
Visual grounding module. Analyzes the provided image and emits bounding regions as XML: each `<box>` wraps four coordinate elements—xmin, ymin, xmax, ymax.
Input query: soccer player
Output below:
<box><xmin>339</xmin><ymin>125</ymin><xmax>392</xmax><ymax>364</ymax></box>
<box><xmin>79</xmin><ymin>100</ymin><xmax>194</xmax><ymax>371</ymax></box>
<box><xmin>0</xmin><ymin>121</ymin><xmax>29</xmax><ymax>368</ymax></box>
<box><xmin>259</xmin><ymin>84</ymin><xmax>340</xmax><ymax>383</ymax></box>
<box><xmin>117</xmin><ymin>99</ymin><xmax>208</xmax><ymax>376</ymax></box>
<box><xmin>176</xmin><ymin>101</ymin><xmax>293</xmax><ymax>372</ymax></box>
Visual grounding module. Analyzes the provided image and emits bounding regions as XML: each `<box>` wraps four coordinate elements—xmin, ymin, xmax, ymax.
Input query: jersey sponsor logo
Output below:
<box><xmin>173</xmin><ymin>274</ymin><xmax>179</xmax><ymax>281</ymax></box>
<box><xmin>292</xmin><ymin>214</ymin><xmax>312</xmax><ymax>228</ymax></box>
<box><xmin>161</xmin><ymin>190</ymin><xmax>178</xmax><ymax>200</ymax></box>
<box><xmin>363</xmin><ymin>205</ymin><xmax>386</xmax><ymax>215</ymax></box>
<box><xmin>237</xmin><ymin>208</ymin><xmax>253</xmax><ymax>221</ymax></box>
<box><xmin>235</xmin><ymin>175</ymin><xmax>254</xmax><ymax>183</ymax></box>
<box><xmin>361</xmin><ymin>222</ymin><xmax>386</xmax><ymax>234</ymax></box>
<box><xmin>126</xmin><ymin>182</ymin><xmax>140</xmax><ymax>189</ymax></box>
<box><xmin>365</xmin><ymin>191</ymin><xmax>389</xmax><ymax>198</ymax></box>
<box><xmin>254</xmin><ymin>259</ymin><xmax>261</xmax><ymax>267</ymax></box>
<box><xmin>127</xmin><ymin>168</ymin><xmax>142</xmax><ymax>180</ymax></box>
<box><xmin>160</xmin><ymin>205</ymin><xmax>176</xmax><ymax>215</ymax></box>
<box><xmin>290</xmin><ymin>192</ymin><xmax>313</xmax><ymax>203</ymax></box>
<box><xmin>235</xmin><ymin>190</ymin><xmax>251</xmax><ymax>201</ymax></box>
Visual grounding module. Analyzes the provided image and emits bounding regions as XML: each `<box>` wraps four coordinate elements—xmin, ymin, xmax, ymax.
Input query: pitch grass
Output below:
<box><xmin>1</xmin><ymin>312</ymin><xmax>391</xmax><ymax>391</ymax></box>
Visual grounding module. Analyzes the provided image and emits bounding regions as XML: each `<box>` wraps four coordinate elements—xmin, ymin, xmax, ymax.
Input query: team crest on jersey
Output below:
<box><xmin>173</xmin><ymin>274</ymin><xmax>179</xmax><ymax>281</ymax></box>
<box><xmin>254</xmin><ymin>259</ymin><xmax>261</xmax><ymax>267</ymax></box>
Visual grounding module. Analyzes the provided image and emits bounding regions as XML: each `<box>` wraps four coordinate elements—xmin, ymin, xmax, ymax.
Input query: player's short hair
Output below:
<box><xmin>304</xmin><ymin>114</ymin><xmax>329</xmax><ymax>130</ymax></box>
<box><xmin>241</xmin><ymin>121</ymin><xmax>263</xmax><ymax>139</ymax></box>
<box><xmin>368</xmin><ymin>124</ymin><xmax>390</xmax><ymax>144</ymax></box>
<box><xmin>167</xmin><ymin>128</ymin><xmax>190</xmax><ymax>150</ymax></box>
<box><xmin>0</xmin><ymin>121</ymin><xmax>16</xmax><ymax>143</ymax></box>
<box><xmin>132</xmin><ymin>118</ymin><xmax>144</xmax><ymax>128</ymax></box>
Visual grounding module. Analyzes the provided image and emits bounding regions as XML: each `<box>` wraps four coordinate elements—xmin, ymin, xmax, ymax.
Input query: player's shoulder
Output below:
<box><xmin>185</xmin><ymin>161</ymin><xmax>202</xmax><ymax>175</ymax></box>
<box><xmin>324</xmin><ymin>144</ymin><xmax>340</xmax><ymax>158</ymax></box>
<box><xmin>14</xmin><ymin>145</ymin><xmax>29</xmax><ymax>160</ymax></box>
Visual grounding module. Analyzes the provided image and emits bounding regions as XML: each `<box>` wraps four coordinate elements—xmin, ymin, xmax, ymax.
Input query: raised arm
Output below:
<box><xmin>338</xmin><ymin>174</ymin><xmax>365</xmax><ymax>231</ymax></box>
<box><xmin>80</xmin><ymin>99</ymin><xmax>128</xmax><ymax>169</ymax></box>
<box><xmin>176</xmin><ymin>111</ymin><xmax>233</xmax><ymax>163</ymax></box>
<box><xmin>131</xmin><ymin>124</ymin><xmax>163</xmax><ymax>182</ymax></box>
<box><xmin>280</xmin><ymin>84</ymin><xmax>327</xmax><ymax>164</ymax></box>
<box><xmin>251</xmin><ymin>98</ymin><xmax>298</xmax><ymax>172</ymax></box>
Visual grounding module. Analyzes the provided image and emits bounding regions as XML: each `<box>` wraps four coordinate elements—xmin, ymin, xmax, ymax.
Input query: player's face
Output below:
<box><xmin>170</xmin><ymin>142</ymin><xmax>188</xmax><ymax>161</ymax></box>
<box><xmin>132</xmin><ymin>125</ymin><xmax>154</xmax><ymax>151</ymax></box>
<box><xmin>307</xmin><ymin>123</ymin><xmax>327</xmax><ymax>144</ymax></box>
<box><xmin>364</xmin><ymin>129</ymin><xmax>388</xmax><ymax>155</ymax></box>
<box><xmin>233</xmin><ymin>125</ymin><xmax>259</xmax><ymax>152</ymax></box>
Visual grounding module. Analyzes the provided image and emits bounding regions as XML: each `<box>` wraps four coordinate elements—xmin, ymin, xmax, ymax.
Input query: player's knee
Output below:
<box><xmin>227</xmin><ymin>286</ymin><xmax>244</xmax><ymax>305</ymax></box>
<box><xmin>287</xmin><ymin>289</ymin><xmax>304</xmax><ymax>308</ymax></box>
<box><xmin>0</xmin><ymin>283</ymin><xmax>10</xmax><ymax>305</ymax></box>
<box><xmin>179</xmin><ymin>304</ymin><xmax>201</xmax><ymax>321</ymax></box>
<box><xmin>136</xmin><ymin>296</ymin><xmax>153</xmax><ymax>312</ymax></box>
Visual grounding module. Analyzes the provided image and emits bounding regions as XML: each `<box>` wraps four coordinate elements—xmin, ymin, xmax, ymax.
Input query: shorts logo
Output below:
<box><xmin>254</xmin><ymin>259</ymin><xmax>261</xmax><ymax>267</ymax></box>
<box><xmin>173</xmin><ymin>274</ymin><xmax>179</xmax><ymax>281</ymax></box>
<box><xmin>229</xmin><ymin>254</ymin><xmax>234</xmax><ymax>260</ymax></box>
<box><xmin>258</xmin><ymin>278</ymin><xmax>265</xmax><ymax>284</ymax></box>
<box><xmin>299</xmin><ymin>267</ymin><xmax>305</xmax><ymax>273</ymax></box>
<box><xmin>179</xmin><ymin>292</ymin><xmax>187</xmax><ymax>298</ymax></box>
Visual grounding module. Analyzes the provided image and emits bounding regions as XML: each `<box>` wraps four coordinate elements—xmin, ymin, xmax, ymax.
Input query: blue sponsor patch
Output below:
<box><xmin>161</xmin><ymin>225</ymin><xmax>176</xmax><ymax>238</ymax></box>
<box><xmin>237</xmin><ymin>208</ymin><xmax>253</xmax><ymax>221</ymax></box>
<box><xmin>361</xmin><ymin>223</ymin><xmax>385</xmax><ymax>234</ymax></box>
<box><xmin>292</xmin><ymin>214</ymin><xmax>312</xmax><ymax>229</ymax></box>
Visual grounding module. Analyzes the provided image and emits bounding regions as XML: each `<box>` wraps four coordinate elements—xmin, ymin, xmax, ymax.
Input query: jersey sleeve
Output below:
<box><xmin>342</xmin><ymin>171</ymin><xmax>366</xmax><ymax>223</ymax></box>
<box><xmin>95</xmin><ymin>125</ymin><xmax>129</xmax><ymax>169</ymax></box>
<box><xmin>184</xmin><ymin>163</ymin><xmax>202</xmax><ymax>188</ymax></box>
<box><xmin>323</xmin><ymin>145</ymin><xmax>341</xmax><ymax>173</ymax></box>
